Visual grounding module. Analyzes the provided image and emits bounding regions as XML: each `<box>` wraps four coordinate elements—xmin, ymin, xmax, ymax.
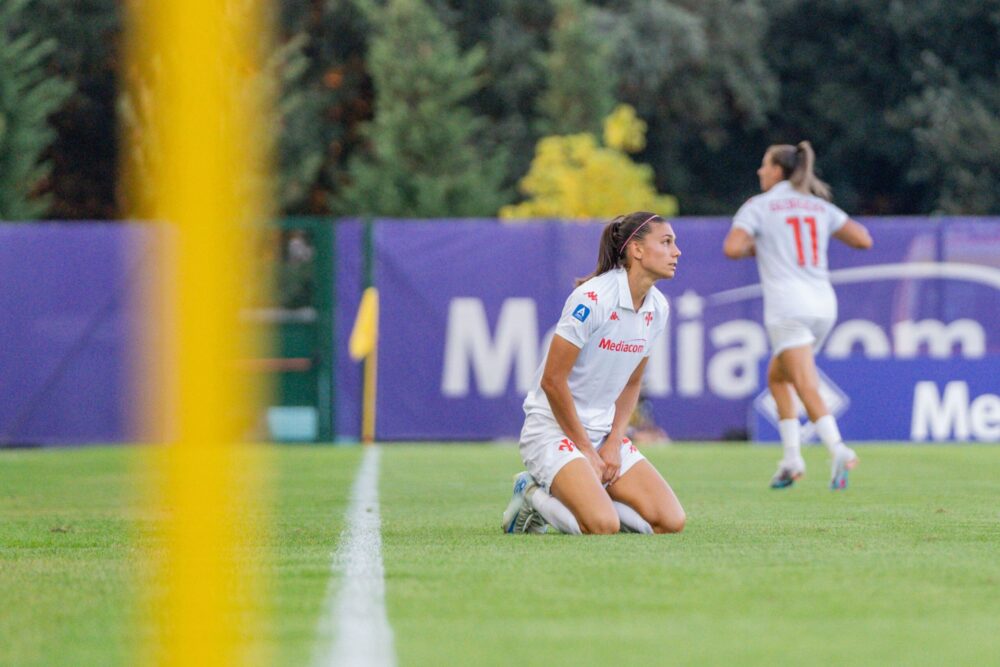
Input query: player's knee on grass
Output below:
<box><xmin>579</xmin><ymin>508</ymin><xmax>620</xmax><ymax>535</ymax></box>
<box><xmin>650</xmin><ymin>508</ymin><xmax>686</xmax><ymax>534</ymax></box>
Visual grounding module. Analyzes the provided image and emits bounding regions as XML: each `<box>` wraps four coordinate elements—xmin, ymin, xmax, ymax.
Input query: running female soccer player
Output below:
<box><xmin>723</xmin><ymin>141</ymin><xmax>873</xmax><ymax>490</ymax></box>
<box><xmin>502</xmin><ymin>212</ymin><xmax>685</xmax><ymax>534</ymax></box>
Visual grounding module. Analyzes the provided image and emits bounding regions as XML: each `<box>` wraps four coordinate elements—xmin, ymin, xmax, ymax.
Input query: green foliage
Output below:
<box><xmin>598</xmin><ymin>0</ymin><xmax>779</xmax><ymax>214</ymax></box>
<box><xmin>261</xmin><ymin>33</ymin><xmax>335</xmax><ymax>213</ymax></box>
<box><xmin>0</xmin><ymin>0</ymin><xmax>73</xmax><ymax>220</ymax></box>
<box><xmin>14</xmin><ymin>0</ymin><xmax>116</xmax><ymax>219</ymax></box>
<box><xmin>278</xmin><ymin>1</ymin><xmax>370</xmax><ymax>214</ymax></box>
<box><xmin>334</xmin><ymin>0</ymin><xmax>508</xmax><ymax>217</ymax></box>
<box><xmin>886</xmin><ymin>2</ymin><xmax>1000</xmax><ymax>214</ymax></box>
<box><xmin>463</xmin><ymin>1</ymin><xmax>552</xmax><ymax>191</ymax></box>
<box><xmin>764</xmin><ymin>0</ymin><xmax>917</xmax><ymax>213</ymax></box>
<box><xmin>537</xmin><ymin>0</ymin><xmax>616</xmax><ymax>136</ymax></box>
<box><xmin>894</xmin><ymin>53</ymin><xmax>1000</xmax><ymax>214</ymax></box>
<box><xmin>764</xmin><ymin>0</ymin><xmax>1000</xmax><ymax>214</ymax></box>
<box><xmin>6</xmin><ymin>0</ymin><xmax>999</xmax><ymax>217</ymax></box>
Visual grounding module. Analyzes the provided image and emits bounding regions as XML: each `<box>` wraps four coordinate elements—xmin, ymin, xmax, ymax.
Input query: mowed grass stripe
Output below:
<box><xmin>379</xmin><ymin>444</ymin><xmax>1000</xmax><ymax>667</ymax></box>
<box><xmin>0</xmin><ymin>444</ymin><xmax>364</xmax><ymax>667</ymax></box>
<box><xmin>2</xmin><ymin>444</ymin><xmax>999</xmax><ymax>666</ymax></box>
<box><xmin>0</xmin><ymin>447</ymin><xmax>143</xmax><ymax>667</ymax></box>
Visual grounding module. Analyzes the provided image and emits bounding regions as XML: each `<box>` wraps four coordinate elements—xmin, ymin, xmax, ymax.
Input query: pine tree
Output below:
<box><xmin>536</xmin><ymin>0</ymin><xmax>616</xmax><ymax>137</ymax></box>
<box><xmin>334</xmin><ymin>0</ymin><xmax>508</xmax><ymax>217</ymax></box>
<box><xmin>0</xmin><ymin>0</ymin><xmax>73</xmax><ymax>220</ymax></box>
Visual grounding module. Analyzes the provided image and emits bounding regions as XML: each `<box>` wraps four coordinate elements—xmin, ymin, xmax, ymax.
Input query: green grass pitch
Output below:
<box><xmin>2</xmin><ymin>443</ymin><xmax>999</xmax><ymax>666</ymax></box>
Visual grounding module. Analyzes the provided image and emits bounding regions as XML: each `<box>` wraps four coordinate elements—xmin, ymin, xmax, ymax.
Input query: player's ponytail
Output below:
<box><xmin>575</xmin><ymin>212</ymin><xmax>662</xmax><ymax>286</ymax></box>
<box><xmin>767</xmin><ymin>142</ymin><xmax>832</xmax><ymax>201</ymax></box>
<box><xmin>789</xmin><ymin>141</ymin><xmax>831</xmax><ymax>201</ymax></box>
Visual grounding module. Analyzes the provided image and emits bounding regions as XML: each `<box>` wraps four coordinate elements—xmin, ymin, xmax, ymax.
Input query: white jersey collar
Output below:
<box><xmin>614</xmin><ymin>267</ymin><xmax>655</xmax><ymax>313</ymax></box>
<box><xmin>769</xmin><ymin>180</ymin><xmax>796</xmax><ymax>195</ymax></box>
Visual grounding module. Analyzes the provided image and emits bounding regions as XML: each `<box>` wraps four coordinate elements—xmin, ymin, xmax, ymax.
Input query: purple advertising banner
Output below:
<box><xmin>3</xmin><ymin>218</ymin><xmax>998</xmax><ymax>445</ymax></box>
<box><xmin>334</xmin><ymin>219</ymin><xmax>364</xmax><ymax>440</ymax></box>
<box><xmin>360</xmin><ymin>217</ymin><xmax>1000</xmax><ymax>442</ymax></box>
<box><xmin>0</xmin><ymin>223</ymin><xmax>145</xmax><ymax>445</ymax></box>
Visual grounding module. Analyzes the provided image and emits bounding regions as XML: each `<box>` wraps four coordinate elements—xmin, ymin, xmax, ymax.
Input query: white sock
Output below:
<box><xmin>613</xmin><ymin>501</ymin><xmax>653</xmax><ymax>534</ymax></box>
<box><xmin>778</xmin><ymin>419</ymin><xmax>802</xmax><ymax>464</ymax></box>
<box><xmin>528</xmin><ymin>487</ymin><xmax>581</xmax><ymax>535</ymax></box>
<box><xmin>814</xmin><ymin>414</ymin><xmax>845</xmax><ymax>455</ymax></box>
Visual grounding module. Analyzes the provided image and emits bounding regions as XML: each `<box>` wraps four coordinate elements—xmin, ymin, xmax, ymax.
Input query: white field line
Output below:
<box><xmin>312</xmin><ymin>447</ymin><xmax>396</xmax><ymax>667</ymax></box>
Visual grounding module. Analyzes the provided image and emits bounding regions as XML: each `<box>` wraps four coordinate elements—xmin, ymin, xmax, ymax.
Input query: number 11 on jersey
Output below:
<box><xmin>786</xmin><ymin>216</ymin><xmax>818</xmax><ymax>267</ymax></box>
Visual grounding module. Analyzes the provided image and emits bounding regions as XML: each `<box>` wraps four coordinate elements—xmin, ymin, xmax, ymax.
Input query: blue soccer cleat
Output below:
<box><xmin>502</xmin><ymin>472</ymin><xmax>547</xmax><ymax>534</ymax></box>
<box><xmin>830</xmin><ymin>447</ymin><xmax>859</xmax><ymax>490</ymax></box>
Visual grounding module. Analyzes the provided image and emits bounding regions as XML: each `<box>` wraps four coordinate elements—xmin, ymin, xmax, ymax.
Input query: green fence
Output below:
<box><xmin>250</xmin><ymin>217</ymin><xmax>335</xmax><ymax>442</ymax></box>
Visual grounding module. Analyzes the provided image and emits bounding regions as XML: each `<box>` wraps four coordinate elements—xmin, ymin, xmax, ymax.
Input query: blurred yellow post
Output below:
<box><xmin>125</xmin><ymin>0</ymin><xmax>272</xmax><ymax>664</ymax></box>
<box><xmin>349</xmin><ymin>287</ymin><xmax>380</xmax><ymax>444</ymax></box>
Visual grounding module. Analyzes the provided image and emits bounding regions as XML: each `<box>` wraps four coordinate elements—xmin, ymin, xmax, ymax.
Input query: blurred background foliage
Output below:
<box><xmin>2</xmin><ymin>0</ymin><xmax>998</xmax><ymax>220</ymax></box>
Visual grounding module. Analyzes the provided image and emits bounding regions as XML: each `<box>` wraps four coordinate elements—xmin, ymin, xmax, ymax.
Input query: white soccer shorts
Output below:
<box><xmin>766</xmin><ymin>315</ymin><xmax>835</xmax><ymax>356</ymax></box>
<box><xmin>518</xmin><ymin>412</ymin><xmax>647</xmax><ymax>492</ymax></box>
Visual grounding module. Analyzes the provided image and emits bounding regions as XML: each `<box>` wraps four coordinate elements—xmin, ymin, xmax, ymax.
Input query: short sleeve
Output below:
<box><xmin>553</xmin><ymin>291</ymin><xmax>602</xmax><ymax>348</ymax></box>
<box><xmin>732</xmin><ymin>199</ymin><xmax>761</xmax><ymax>236</ymax></box>
<box><xmin>828</xmin><ymin>203</ymin><xmax>849</xmax><ymax>233</ymax></box>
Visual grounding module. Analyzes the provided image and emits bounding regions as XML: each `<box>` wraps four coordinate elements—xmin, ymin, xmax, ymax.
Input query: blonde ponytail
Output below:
<box><xmin>789</xmin><ymin>141</ymin><xmax>832</xmax><ymax>201</ymax></box>
<box><xmin>767</xmin><ymin>141</ymin><xmax>833</xmax><ymax>201</ymax></box>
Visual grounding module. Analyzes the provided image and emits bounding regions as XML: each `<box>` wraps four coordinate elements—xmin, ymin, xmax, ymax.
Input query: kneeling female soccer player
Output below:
<box><xmin>502</xmin><ymin>212</ymin><xmax>686</xmax><ymax>535</ymax></box>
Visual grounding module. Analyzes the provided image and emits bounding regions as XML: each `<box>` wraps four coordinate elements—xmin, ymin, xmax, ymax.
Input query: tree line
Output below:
<box><xmin>2</xmin><ymin>0</ymin><xmax>998</xmax><ymax>221</ymax></box>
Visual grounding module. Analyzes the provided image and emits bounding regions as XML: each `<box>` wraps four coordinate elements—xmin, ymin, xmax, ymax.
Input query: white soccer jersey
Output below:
<box><xmin>522</xmin><ymin>267</ymin><xmax>669</xmax><ymax>433</ymax></box>
<box><xmin>732</xmin><ymin>180</ymin><xmax>849</xmax><ymax>323</ymax></box>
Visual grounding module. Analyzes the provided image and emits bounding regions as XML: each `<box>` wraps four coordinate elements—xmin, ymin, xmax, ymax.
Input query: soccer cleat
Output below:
<box><xmin>502</xmin><ymin>472</ymin><xmax>547</xmax><ymax>534</ymax></box>
<box><xmin>830</xmin><ymin>447</ymin><xmax>859</xmax><ymax>490</ymax></box>
<box><xmin>769</xmin><ymin>457</ymin><xmax>805</xmax><ymax>489</ymax></box>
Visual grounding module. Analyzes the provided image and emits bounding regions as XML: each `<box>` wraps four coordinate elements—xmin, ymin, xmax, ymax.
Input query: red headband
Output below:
<box><xmin>618</xmin><ymin>215</ymin><xmax>660</xmax><ymax>256</ymax></box>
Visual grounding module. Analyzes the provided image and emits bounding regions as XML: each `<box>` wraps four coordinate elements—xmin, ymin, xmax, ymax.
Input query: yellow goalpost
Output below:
<box><xmin>125</xmin><ymin>0</ymin><xmax>273</xmax><ymax>664</ymax></box>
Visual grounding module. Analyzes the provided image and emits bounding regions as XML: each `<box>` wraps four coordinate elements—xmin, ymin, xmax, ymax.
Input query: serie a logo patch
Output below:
<box><xmin>572</xmin><ymin>304</ymin><xmax>590</xmax><ymax>322</ymax></box>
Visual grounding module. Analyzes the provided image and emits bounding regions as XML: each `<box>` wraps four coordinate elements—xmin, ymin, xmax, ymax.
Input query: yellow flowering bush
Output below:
<box><xmin>603</xmin><ymin>104</ymin><xmax>647</xmax><ymax>153</ymax></box>
<box><xmin>500</xmin><ymin>104</ymin><xmax>677</xmax><ymax>220</ymax></box>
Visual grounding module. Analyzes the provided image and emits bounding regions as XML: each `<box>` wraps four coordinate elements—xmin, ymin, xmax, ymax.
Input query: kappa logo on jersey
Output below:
<box><xmin>610</xmin><ymin>312</ymin><xmax>619</xmax><ymax>321</ymax></box>
<box><xmin>644</xmin><ymin>312</ymin><xmax>653</xmax><ymax>326</ymax></box>
<box><xmin>558</xmin><ymin>438</ymin><xmax>576</xmax><ymax>452</ymax></box>
<box><xmin>585</xmin><ymin>291</ymin><xmax>598</xmax><ymax>302</ymax></box>
<box><xmin>572</xmin><ymin>304</ymin><xmax>591</xmax><ymax>322</ymax></box>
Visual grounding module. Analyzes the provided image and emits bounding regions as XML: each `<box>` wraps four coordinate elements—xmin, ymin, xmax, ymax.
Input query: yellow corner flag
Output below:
<box><xmin>349</xmin><ymin>287</ymin><xmax>380</xmax><ymax>360</ymax></box>
<box><xmin>349</xmin><ymin>287</ymin><xmax>379</xmax><ymax>443</ymax></box>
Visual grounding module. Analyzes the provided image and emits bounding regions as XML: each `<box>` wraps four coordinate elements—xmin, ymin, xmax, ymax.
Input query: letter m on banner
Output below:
<box><xmin>442</xmin><ymin>298</ymin><xmax>539</xmax><ymax>397</ymax></box>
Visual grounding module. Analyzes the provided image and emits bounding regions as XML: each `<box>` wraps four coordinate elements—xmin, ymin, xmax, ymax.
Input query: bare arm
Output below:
<box><xmin>723</xmin><ymin>227</ymin><xmax>756</xmax><ymax>259</ymax></box>
<box><xmin>609</xmin><ymin>358</ymin><xmax>646</xmax><ymax>447</ymax></box>
<box><xmin>832</xmin><ymin>219</ymin><xmax>873</xmax><ymax>249</ymax></box>
<box><xmin>540</xmin><ymin>335</ymin><xmax>605</xmax><ymax>477</ymax></box>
